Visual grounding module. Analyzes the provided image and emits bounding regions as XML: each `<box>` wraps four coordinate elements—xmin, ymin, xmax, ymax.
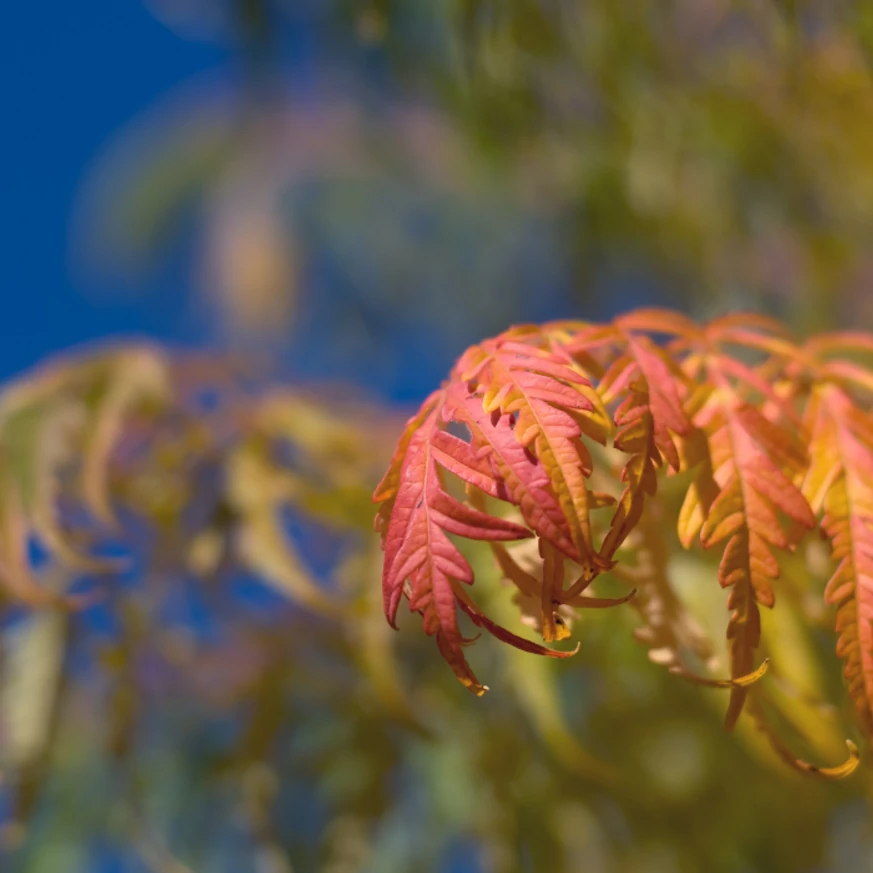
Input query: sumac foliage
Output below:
<box><xmin>374</xmin><ymin>309</ymin><xmax>873</xmax><ymax>776</ymax></box>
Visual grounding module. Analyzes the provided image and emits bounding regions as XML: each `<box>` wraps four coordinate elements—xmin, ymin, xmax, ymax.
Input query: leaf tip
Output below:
<box><xmin>732</xmin><ymin>657</ymin><xmax>770</xmax><ymax>688</ymax></box>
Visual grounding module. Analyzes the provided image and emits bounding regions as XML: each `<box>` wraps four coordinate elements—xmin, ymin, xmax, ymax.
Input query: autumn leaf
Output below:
<box><xmin>452</xmin><ymin>391</ymin><xmax>582</xmax><ymax>562</ymax></box>
<box><xmin>689</xmin><ymin>398</ymin><xmax>814</xmax><ymax>727</ymax></box>
<box><xmin>456</xmin><ymin>336</ymin><xmax>609</xmax><ymax>574</ymax></box>
<box><xmin>377</xmin><ymin>393</ymin><xmax>534</xmax><ymax>692</ymax></box>
<box><xmin>372</xmin><ymin>309</ymin><xmax>869</xmax><ymax>765</ymax></box>
<box><xmin>802</xmin><ymin>383</ymin><xmax>873</xmax><ymax>733</ymax></box>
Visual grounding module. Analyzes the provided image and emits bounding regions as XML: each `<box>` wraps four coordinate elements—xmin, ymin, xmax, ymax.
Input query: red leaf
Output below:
<box><xmin>453</xmin><ymin>581</ymin><xmax>580</xmax><ymax>660</ymax></box>
<box><xmin>470</xmin><ymin>339</ymin><xmax>606</xmax><ymax>572</ymax></box>
<box><xmin>376</xmin><ymin>391</ymin><xmax>535</xmax><ymax>693</ymax></box>
<box><xmin>454</xmin><ymin>392</ymin><xmax>581</xmax><ymax>562</ymax></box>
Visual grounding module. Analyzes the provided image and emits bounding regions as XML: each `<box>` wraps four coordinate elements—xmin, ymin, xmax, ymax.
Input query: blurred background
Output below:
<box><xmin>3</xmin><ymin>2</ymin><xmax>873</xmax><ymax>871</ymax></box>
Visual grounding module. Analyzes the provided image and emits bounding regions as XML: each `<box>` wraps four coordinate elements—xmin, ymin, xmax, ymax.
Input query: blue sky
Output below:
<box><xmin>0</xmin><ymin>2</ymin><xmax>648</xmax><ymax>404</ymax></box>
<box><xmin>1</xmin><ymin>3</ymin><xmax>229</xmax><ymax>379</ymax></box>
<box><xmin>0</xmin><ymin>2</ymin><xmax>544</xmax><ymax>403</ymax></box>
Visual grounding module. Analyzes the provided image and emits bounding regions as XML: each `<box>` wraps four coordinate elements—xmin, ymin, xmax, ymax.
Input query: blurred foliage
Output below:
<box><xmin>8</xmin><ymin>1</ymin><xmax>873</xmax><ymax>871</ymax></box>
<box><xmin>74</xmin><ymin>75</ymin><xmax>570</xmax><ymax>393</ymax></box>
<box><xmin>77</xmin><ymin>0</ymin><xmax>873</xmax><ymax>368</ymax></box>
<box><xmin>361</xmin><ymin>0</ymin><xmax>873</xmax><ymax>332</ymax></box>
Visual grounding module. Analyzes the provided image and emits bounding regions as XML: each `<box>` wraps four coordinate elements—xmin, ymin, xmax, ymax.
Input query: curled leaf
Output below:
<box><xmin>750</xmin><ymin>699</ymin><xmax>860</xmax><ymax>780</ymax></box>
<box><xmin>669</xmin><ymin>658</ymin><xmax>769</xmax><ymax>689</ymax></box>
<box><xmin>453</xmin><ymin>580</ymin><xmax>581</xmax><ymax>660</ymax></box>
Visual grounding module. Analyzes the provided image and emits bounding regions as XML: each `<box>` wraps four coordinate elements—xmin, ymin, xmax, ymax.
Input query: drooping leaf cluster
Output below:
<box><xmin>374</xmin><ymin>309</ymin><xmax>873</xmax><ymax>773</ymax></box>
<box><xmin>0</xmin><ymin>318</ymin><xmax>869</xmax><ymax>873</ymax></box>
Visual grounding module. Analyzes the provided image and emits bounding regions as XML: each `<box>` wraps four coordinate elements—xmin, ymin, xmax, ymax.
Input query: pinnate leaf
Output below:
<box><xmin>378</xmin><ymin>394</ymin><xmax>534</xmax><ymax>692</ymax></box>
<box><xmin>371</xmin><ymin>310</ymin><xmax>873</xmax><ymax>767</ymax></box>
<box><xmin>803</xmin><ymin>384</ymin><xmax>873</xmax><ymax>733</ymax></box>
